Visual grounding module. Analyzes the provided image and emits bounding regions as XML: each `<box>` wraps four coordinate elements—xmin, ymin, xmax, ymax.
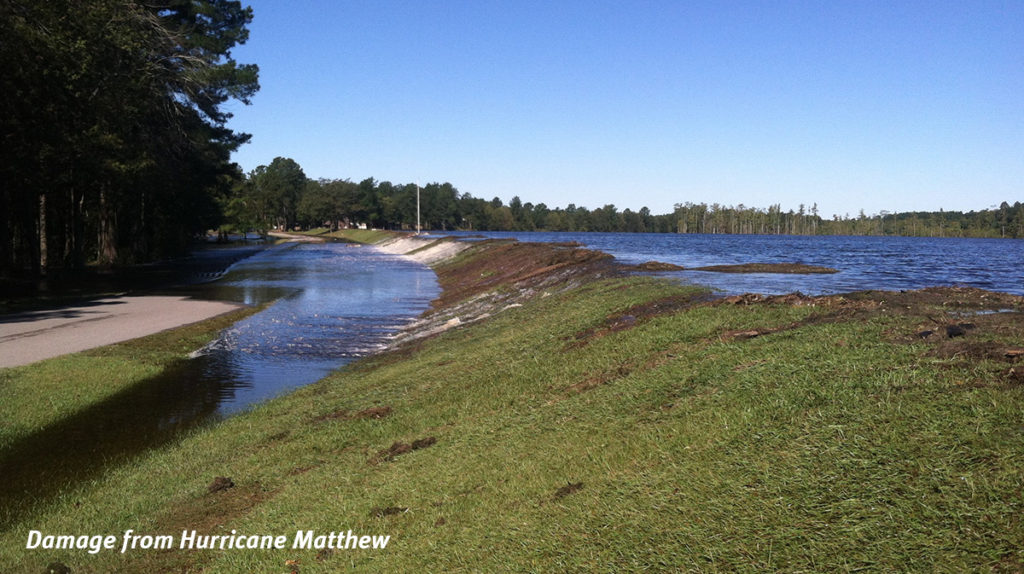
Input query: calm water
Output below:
<box><xmin>436</xmin><ymin>231</ymin><xmax>1024</xmax><ymax>296</ymax></box>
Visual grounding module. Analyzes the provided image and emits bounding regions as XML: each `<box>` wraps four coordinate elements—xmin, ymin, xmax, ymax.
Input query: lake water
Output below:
<box><xmin>434</xmin><ymin>231</ymin><xmax>1024</xmax><ymax>296</ymax></box>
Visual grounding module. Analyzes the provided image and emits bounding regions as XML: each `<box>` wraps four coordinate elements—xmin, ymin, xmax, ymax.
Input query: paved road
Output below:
<box><xmin>0</xmin><ymin>296</ymin><xmax>242</xmax><ymax>368</ymax></box>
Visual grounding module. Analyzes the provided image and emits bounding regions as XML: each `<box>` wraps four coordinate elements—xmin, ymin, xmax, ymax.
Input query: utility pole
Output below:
<box><xmin>416</xmin><ymin>184</ymin><xmax>421</xmax><ymax>235</ymax></box>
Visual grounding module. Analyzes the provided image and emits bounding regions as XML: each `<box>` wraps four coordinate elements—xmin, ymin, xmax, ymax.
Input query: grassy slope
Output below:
<box><xmin>325</xmin><ymin>229</ymin><xmax>397</xmax><ymax>244</ymax></box>
<box><xmin>2</xmin><ymin>243</ymin><xmax>1023</xmax><ymax>572</ymax></box>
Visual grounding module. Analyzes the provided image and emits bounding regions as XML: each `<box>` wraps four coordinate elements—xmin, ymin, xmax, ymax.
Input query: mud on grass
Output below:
<box><xmin>429</xmin><ymin>239</ymin><xmax>615</xmax><ymax>311</ymax></box>
<box><xmin>705</xmin><ymin>285</ymin><xmax>1024</xmax><ymax>389</ymax></box>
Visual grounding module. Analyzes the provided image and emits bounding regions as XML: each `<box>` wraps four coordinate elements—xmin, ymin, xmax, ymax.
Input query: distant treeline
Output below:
<box><xmin>234</xmin><ymin>158</ymin><xmax>1024</xmax><ymax>240</ymax></box>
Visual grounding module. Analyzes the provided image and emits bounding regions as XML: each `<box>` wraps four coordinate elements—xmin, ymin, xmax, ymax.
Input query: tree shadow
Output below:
<box><xmin>0</xmin><ymin>299</ymin><xmax>125</xmax><ymax>325</ymax></box>
<box><xmin>0</xmin><ymin>354</ymin><xmax>250</xmax><ymax>530</ymax></box>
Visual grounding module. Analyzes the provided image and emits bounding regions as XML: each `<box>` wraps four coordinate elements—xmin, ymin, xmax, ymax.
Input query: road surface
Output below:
<box><xmin>0</xmin><ymin>296</ymin><xmax>242</xmax><ymax>368</ymax></box>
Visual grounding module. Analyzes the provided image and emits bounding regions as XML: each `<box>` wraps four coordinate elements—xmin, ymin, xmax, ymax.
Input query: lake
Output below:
<box><xmin>434</xmin><ymin>231</ymin><xmax>1024</xmax><ymax>296</ymax></box>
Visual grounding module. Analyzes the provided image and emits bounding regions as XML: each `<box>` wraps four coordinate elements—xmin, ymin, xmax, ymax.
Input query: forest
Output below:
<box><xmin>1</xmin><ymin>0</ymin><xmax>258</xmax><ymax>278</ymax></box>
<box><xmin>233</xmin><ymin>157</ymin><xmax>1024</xmax><ymax>240</ymax></box>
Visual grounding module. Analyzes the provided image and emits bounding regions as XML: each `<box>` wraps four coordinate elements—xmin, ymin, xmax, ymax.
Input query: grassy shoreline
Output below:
<box><xmin>2</xmin><ymin>234</ymin><xmax>1023</xmax><ymax>572</ymax></box>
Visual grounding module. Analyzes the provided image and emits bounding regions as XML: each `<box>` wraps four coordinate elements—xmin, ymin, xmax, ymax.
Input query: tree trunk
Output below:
<box><xmin>98</xmin><ymin>186</ymin><xmax>118</xmax><ymax>265</ymax></box>
<box><xmin>38</xmin><ymin>191</ymin><xmax>47</xmax><ymax>275</ymax></box>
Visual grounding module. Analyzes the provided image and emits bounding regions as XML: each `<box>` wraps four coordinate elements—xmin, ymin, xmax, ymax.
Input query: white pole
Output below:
<box><xmin>416</xmin><ymin>184</ymin><xmax>421</xmax><ymax>235</ymax></box>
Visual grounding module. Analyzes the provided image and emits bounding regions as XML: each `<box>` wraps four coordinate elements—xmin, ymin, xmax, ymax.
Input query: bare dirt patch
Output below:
<box><xmin>374</xmin><ymin>436</ymin><xmax>437</xmax><ymax>462</ymax></box>
<box><xmin>386</xmin><ymin>240</ymin><xmax>619</xmax><ymax>349</ymax></box>
<box><xmin>705</xmin><ymin>288</ymin><xmax>1024</xmax><ymax>356</ymax></box>
<box><xmin>708</xmin><ymin>286</ymin><xmax>1024</xmax><ymax>390</ymax></box>
<box><xmin>1002</xmin><ymin>367</ymin><xmax>1024</xmax><ymax>389</ymax></box>
<box><xmin>139</xmin><ymin>480</ymin><xmax>278</xmax><ymax>572</ymax></box>
<box><xmin>553</xmin><ymin>482</ymin><xmax>584</xmax><ymax>499</ymax></box>
<box><xmin>431</xmin><ymin>240</ymin><xmax>614</xmax><ymax>311</ymax></box>
<box><xmin>567</xmin><ymin>365</ymin><xmax>635</xmax><ymax>394</ymax></box>
<box><xmin>371</xmin><ymin>506</ymin><xmax>408</xmax><ymax>518</ymax></box>
<box><xmin>207</xmin><ymin>476</ymin><xmax>235</xmax><ymax>493</ymax></box>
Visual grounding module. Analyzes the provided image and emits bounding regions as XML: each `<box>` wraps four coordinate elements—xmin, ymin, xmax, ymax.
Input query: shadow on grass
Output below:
<box><xmin>0</xmin><ymin>355</ymin><xmax>250</xmax><ymax>530</ymax></box>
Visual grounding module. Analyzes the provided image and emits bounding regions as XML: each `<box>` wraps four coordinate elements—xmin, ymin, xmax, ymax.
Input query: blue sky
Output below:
<box><xmin>225</xmin><ymin>1</ymin><xmax>1023</xmax><ymax>219</ymax></box>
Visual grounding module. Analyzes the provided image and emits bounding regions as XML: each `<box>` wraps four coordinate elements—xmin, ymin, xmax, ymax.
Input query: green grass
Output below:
<box><xmin>326</xmin><ymin>229</ymin><xmax>399</xmax><ymax>244</ymax></box>
<box><xmin>2</xmin><ymin>272</ymin><xmax>1022</xmax><ymax>572</ymax></box>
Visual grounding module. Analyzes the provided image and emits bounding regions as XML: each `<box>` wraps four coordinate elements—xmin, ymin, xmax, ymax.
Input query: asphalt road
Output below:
<box><xmin>0</xmin><ymin>296</ymin><xmax>242</xmax><ymax>368</ymax></box>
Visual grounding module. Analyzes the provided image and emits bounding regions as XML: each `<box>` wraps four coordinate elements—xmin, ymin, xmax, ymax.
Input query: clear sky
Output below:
<box><xmin>225</xmin><ymin>1</ymin><xmax>1023</xmax><ymax>219</ymax></box>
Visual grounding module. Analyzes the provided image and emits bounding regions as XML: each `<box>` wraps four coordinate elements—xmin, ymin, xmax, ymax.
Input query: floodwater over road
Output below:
<box><xmin>0</xmin><ymin>241</ymin><xmax>437</xmax><ymax>522</ymax></box>
<box><xmin>189</xmin><ymin>241</ymin><xmax>439</xmax><ymax>414</ymax></box>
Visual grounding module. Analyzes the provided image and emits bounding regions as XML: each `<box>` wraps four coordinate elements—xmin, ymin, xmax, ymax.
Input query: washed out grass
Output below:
<box><xmin>1</xmin><ymin>240</ymin><xmax>1022</xmax><ymax>572</ymax></box>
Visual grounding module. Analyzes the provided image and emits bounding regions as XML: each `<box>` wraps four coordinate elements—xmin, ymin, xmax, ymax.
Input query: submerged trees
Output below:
<box><xmin>1</xmin><ymin>0</ymin><xmax>258</xmax><ymax>277</ymax></box>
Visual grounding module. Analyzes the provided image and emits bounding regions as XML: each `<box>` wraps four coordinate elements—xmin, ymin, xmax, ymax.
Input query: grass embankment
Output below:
<box><xmin>2</xmin><ymin>240</ymin><xmax>1024</xmax><ymax>572</ymax></box>
<box><xmin>325</xmin><ymin>229</ymin><xmax>398</xmax><ymax>244</ymax></box>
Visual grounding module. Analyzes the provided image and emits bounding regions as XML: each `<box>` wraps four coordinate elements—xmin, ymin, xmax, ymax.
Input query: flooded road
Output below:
<box><xmin>164</xmin><ymin>241</ymin><xmax>440</xmax><ymax>415</ymax></box>
<box><xmin>0</xmin><ymin>241</ymin><xmax>438</xmax><ymax>523</ymax></box>
<box><xmin>176</xmin><ymin>240</ymin><xmax>440</xmax><ymax>414</ymax></box>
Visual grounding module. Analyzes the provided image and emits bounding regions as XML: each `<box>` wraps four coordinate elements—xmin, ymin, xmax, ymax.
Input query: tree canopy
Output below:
<box><xmin>0</xmin><ymin>0</ymin><xmax>258</xmax><ymax>277</ymax></box>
